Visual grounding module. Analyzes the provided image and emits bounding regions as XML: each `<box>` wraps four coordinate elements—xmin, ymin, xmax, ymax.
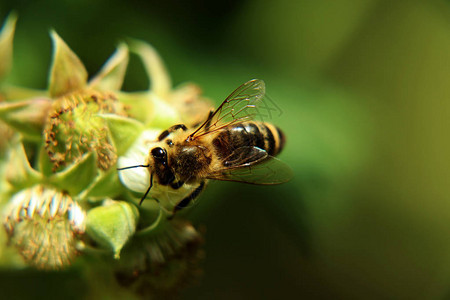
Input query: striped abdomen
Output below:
<box><xmin>212</xmin><ymin>121</ymin><xmax>285</xmax><ymax>161</ymax></box>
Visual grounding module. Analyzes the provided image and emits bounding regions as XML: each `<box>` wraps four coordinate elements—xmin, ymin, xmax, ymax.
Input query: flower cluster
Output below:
<box><xmin>3</xmin><ymin>185</ymin><xmax>85</xmax><ymax>269</ymax></box>
<box><xmin>0</xmin><ymin>13</ymin><xmax>209</xmax><ymax>295</ymax></box>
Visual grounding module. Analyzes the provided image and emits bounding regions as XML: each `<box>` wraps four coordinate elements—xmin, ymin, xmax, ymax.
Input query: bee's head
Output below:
<box><xmin>150</xmin><ymin>146</ymin><xmax>168</xmax><ymax>165</ymax></box>
<box><xmin>148</xmin><ymin>146</ymin><xmax>177</xmax><ymax>186</ymax></box>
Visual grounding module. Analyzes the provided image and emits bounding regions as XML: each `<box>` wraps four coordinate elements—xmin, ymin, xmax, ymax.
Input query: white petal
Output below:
<box><xmin>49</xmin><ymin>194</ymin><xmax>59</xmax><ymax>218</ymax></box>
<box><xmin>117</xmin><ymin>129</ymin><xmax>161</xmax><ymax>193</ymax></box>
<box><xmin>26</xmin><ymin>194</ymin><xmax>37</xmax><ymax>219</ymax></box>
<box><xmin>58</xmin><ymin>195</ymin><xmax>69</xmax><ymax>215</ymax></box>
<box><xmin>38</xmin><ymin>190</ymin><xmax>52</xmax><ymax>217</ymax></box>
<box><xmin>68</xmin><ymin>202</ymin><xmax>86</xmax><ymax>233</ymax></box>
<box><xmin>117</xmin><ymin>156</ymin><xmax>150</xmax><ymax>193</ymax></box>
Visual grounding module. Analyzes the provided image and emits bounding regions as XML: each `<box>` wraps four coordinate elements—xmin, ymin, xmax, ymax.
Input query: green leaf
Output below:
<box><xmin>0</xmin><ymin>12</ymin><xmax>17</xmax><ymax>81</ymax></box>
<box><xmin>116</xmin><ymin>91</ymin><xmax>151</xmax><ymax>123</ymax></box>
<box><xmin>5</xmin><ymin>141</ymin><xmax>42</xmax><ymax>189</ymax></box>
<box><xmin>0</xmin><ymin>85</ymin><xmax>47</xmax><ymax>101</ymax></box>
<box><xmin>0</xmin><ymin>98</ymin><xmax>52</xmax><ymax>140</ymax></box>
<box><xmin>89</xmin><ymin>43</ymin><xmax>129</xmax><ymax>91</ymax></box>
<box><xmin>117</xmin><ymin>91</ymin><xmax>181</xmax><ymax>127</ymax></box>
<box><xmin>128</xmin><ymin>39</ymin><xmax>171</xmax><ymax>97</ymax></box>
<box><xmin>49</xmin><ymin>153</ymin><xmax>97</xmax><ymax>196</ymax></box>
<box><xmin>99</xmin><ymin>114</ymin><xmax>144</xmax><ymax>156</ymax></box>
<box><xmin>86</xmin><ymin>200</ymin><xmax>139</xmax><ymax>258</ymax></box>
<box><xmin>48</xmin><ymin>30</ymin><xmax>88</xmax><ymax>98</ymax></box>
<box><xmin>83</xmin><ymin>168</ymin><xmax>125</xmax><ymax>201</ymax></box>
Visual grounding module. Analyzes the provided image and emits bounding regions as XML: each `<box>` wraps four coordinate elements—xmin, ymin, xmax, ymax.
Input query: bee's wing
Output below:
<box><xmin>207</xmin><ymin>146</ymin><xmax>293</xmax><ymax>185</ymax></box>
<box><xmin>188</xmin><ymin>79</ymin><xmax>266</xmax><ymax>140</ymax></box>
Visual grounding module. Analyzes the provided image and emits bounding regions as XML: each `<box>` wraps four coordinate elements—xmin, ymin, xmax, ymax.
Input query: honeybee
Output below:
<box><xmin>118</xmin><ymin>79</ymin><xmax>292</xmax><ymax>216</ymax></box>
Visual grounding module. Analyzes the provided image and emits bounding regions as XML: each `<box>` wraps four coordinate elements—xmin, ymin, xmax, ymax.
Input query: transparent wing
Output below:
<box><xmin>188</xmin><ymin>79</ymin><xmax>265</xmax><ymax>140</ymax></box>
<box><xmin>220</xmin><ymin>146</ymin><xmax>268</xmax><ymax>168</ymax></box>
<box><xmin>207</xmin><ymin>147</ymin><xmax>293</xmax><ymax>185</ymax></box>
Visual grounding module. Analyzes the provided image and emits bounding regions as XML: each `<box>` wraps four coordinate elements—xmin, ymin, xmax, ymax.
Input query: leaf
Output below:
<box><xmin>0</xmin><ymin>85</ymin><xmax>47</xmax><ymax>101</ymax></box>
<box><xmin>99</xmin><ymin>113</ymin><xmax>144</xmax><ymax>156</ymax></box>
<box><xmin>147</xmin><ymin>93</ymin><xmax>180</xmax><ymax>128</ymax></box>
<box><xmin>116</xmin><ymin>91</ymin><xmax>152</xmax><ymax>123</ymax></box>
<box><xmin>89</xmin><ymin>43</ymin><xmax>129</xmax><ymax>91</ymax></box>
<box><xmin>49</xmin><ymin>153</ymin><xmax>97</xmax><ymax>196</ymax></box>
<box><xmin>5</xmin><ymin>142</ymin><xmax>42</xmax><ymax>188</ymax></box>
<box><xmin>86</xmin><ymin>200</ymin><xmax>139</xmax><ymax>258</ymax></box>
<box><xmin>0</xmin><ymin>98</ymin><xmax>52</xmax><ymax>140</ymax></box>
<box><xmin>117</xmin><ymin>91</ymin><xmax>181</xmax><ymax>127</ymax></box>
<box><xmin>0</xmin><ymin>12</ymin><xmax>17</xmax><ymax>81</ymax></box>
<box><xmin>128</xmin><ymin>39</ymin><xmax>171</xmax><ymax>97</ymax></box>
<box><xmin>48</xmin><ymin>30</ymin><xmax>88</xmax><ymax>98</ymax></box>
<box><xmin>83</xmin><ymin>168</ymin><xmax>125</xmax><ymax>201</ymax></box>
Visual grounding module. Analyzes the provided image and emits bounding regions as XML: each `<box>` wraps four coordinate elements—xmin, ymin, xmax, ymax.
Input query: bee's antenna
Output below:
<box><xmin>139</xmin><ymin>173</ymin><xmax>153</xmax><ymax>205</ymax></box>
<box><xmin>116</xmin><ymin>164</ymin><xmax>153</xmax><ymax>205</ymax></box>
<box><xmin>117</xmin><ymin>164</ymin><xmax>149</xmax><ymax>171</ymax></box>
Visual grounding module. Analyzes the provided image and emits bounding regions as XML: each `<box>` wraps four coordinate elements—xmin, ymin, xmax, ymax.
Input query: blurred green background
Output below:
<box><xmin>1</xmin><ymin>0</ymin><xmax>450</xmax><ymax>299</ymax></box>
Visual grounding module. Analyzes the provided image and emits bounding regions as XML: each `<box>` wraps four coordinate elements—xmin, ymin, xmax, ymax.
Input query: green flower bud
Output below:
<box><xmin>3</xmin><ymin>185</ymin><xmax>86</xmax><ymax>269</ymax></box>
<box><xmin>86</xmin><ymin>200</ymin><xmax>139</xmax><ymax>259</ymax></box>
<box><xmin>44</xmin><ymin>90</ymin><xmax>127</xmax><ymax>172</ymax></box>
<box><xmin>41</xmin><ymin>32</ymin><xmax>132</xmax><ymax>172</ymax></box>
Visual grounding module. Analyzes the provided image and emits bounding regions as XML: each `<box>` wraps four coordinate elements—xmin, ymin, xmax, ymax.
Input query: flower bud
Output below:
<box><xmin>115</xmin><ymin>219</ymin><xmax>204</xmax><ymax>297</ymax></box>
<box><xmin>44</xmin><ymin>90</ymin><xmax>127</xmax><ymax>172</ymax></box>
<box><xmin>3</xmin><ymin>185</ymin><xmax>85</xmax><ymax>269</ymax></box>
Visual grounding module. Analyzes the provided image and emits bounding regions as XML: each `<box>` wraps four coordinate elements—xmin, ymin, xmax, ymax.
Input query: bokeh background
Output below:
<box><xmin>1</xmin><ymin>0</ymin><xmax>450</xmax><ymax>299</ymax></box>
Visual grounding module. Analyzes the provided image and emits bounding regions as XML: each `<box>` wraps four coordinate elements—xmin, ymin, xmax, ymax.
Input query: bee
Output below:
<box><xmin>118</xmin><ymin>79</ymin><xmax>292</xmax><ymax>216</ymax></box>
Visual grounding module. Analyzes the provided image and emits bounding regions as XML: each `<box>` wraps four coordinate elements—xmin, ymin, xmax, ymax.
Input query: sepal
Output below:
<box><xmin>129</xmin><ymin>39</ymin><xmax>171</xmax><ymax>97</ymax></box>
<box><xmin>48</xmin><ymin>30</ymin><xmax>88</xmax><ymax>97</ymax></box>
<box><xmin>0</xmin><ymin>12</ymin><xmax>17</xmax><ymax>81</ymax></box>
<box><xmin>0</xmin><ymin>98</ymin><xmax>51</xmax><ymax>140</ymax></box>
<box><xmin>49</xmin><ymin>153</ymin><xmax>97</xmax><ymax>196</ymax></box>
<box><xmin>99</xmin><ymin>114</ymin><xmax>144</xmax><ymax>156</ymax></box>
<box><xmin>89</xmin><ymin>43</ymin><xmax>129</xmax><ymax>91</ymax></box>
<box><xmin>83</xmin><ymin>168</ymin><xmax>125</xmax><ymax>201</ymax></box>
<box><xmin>5</xmin><ymin>142</ymin><xmax>42</xmax><ymax>189</ymax></box>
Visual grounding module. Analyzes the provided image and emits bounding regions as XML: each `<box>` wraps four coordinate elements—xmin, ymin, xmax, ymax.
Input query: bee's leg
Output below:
<box><xmin>158</xmin><ymin>124</ymin><xmax>188</xmax><ymax>141</ymax></box>
<box><xmin>139</xmin><ymin>174</ymin><xmax>154</xmax><ymax>205</ymax></box>
<box><xmin>168</xmin><ymin>181</ymin><xmax>206</xmax><ymax>219</ymax></box>
<box><xmin>170</xmin><ymin>180</ymin><xmax>185</xmax><ymax>189</ymax></box>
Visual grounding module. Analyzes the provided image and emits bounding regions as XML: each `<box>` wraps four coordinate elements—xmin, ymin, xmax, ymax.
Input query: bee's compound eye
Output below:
<box><xmin>151</xmin><ymin>147</ymin><xmax>166</xmax><ymax>160</ymax></box>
